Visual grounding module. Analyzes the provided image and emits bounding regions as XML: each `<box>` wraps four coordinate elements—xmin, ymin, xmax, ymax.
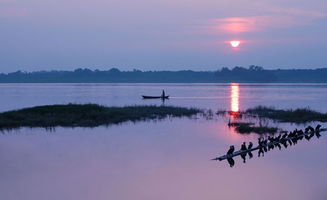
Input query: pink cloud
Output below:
<box><xmin>199</xmin><ymin>6</ymin><xmax>327</xmax><ymax>35</ymax></box>
<box><xmin>204</xmin><ymin>15</ymin><xmax>299</xmax><ymax>34</ymax></box>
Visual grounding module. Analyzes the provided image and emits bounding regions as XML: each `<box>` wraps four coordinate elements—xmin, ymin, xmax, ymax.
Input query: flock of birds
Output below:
<box><xmin>217</xmin><ymin>124</ymin><xmax>322</xmax><ymax>167</ymax></box>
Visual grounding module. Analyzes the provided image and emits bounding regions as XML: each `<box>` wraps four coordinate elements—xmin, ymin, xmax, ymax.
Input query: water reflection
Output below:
<box><xmin>230</xmin><ymin>83</ymin><xmax>241</xmax><ymax>119</ymax></box>
<box><xmin>231</xmin><ymin>83</ymin><xmax>240</xmax><ymax>112</ymax></box>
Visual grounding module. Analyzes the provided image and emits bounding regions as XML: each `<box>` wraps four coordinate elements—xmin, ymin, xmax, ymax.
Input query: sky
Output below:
<box><xmin>0</xmin><ymin>0</ymin><xmax>327</xmax><ymax>72</ymax></box>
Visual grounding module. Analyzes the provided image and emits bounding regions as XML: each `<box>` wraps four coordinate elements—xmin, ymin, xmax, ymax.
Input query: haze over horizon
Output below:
<box><xmin>1</xmin><ymin>0</ymin><xmax>327</xmax><ymax>73</ymax></box>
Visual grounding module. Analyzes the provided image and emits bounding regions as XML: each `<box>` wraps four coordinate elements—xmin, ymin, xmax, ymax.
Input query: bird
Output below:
<box><xmin>316</xmin><ymin>124</ymin><xmax>322</xmax><ymax>131</ymax></box>
<box><xmin>307</xmin><ymin>126</ymin><xmax>314</xmax><ymax>132</ymax></box>
<box><xmin>275</xmin><ymin>134</ymin><xmax>281</xmax><ymax>141</ymax></box>
<box><xmin>258</xmin><ymin>138</ymin><xmax>263</xmax><ymax>146</ymax></box>
<box><xmin>281</xmin><ymin>133</ymin><xmax>288</xmax><ymax>140</ymax></box>
<box><xmin>241</xmin><ymin>142</ymin><xmax>247</xmax><ymax>151</ymax></box>
<box><xmin>227</xmin><ymin>146</ymin><xmax>235</xmax><ymax>155</ymax></box>
<box><xmin>305</xmin><ymin>127</ymin><xmax>310</xmax><ymax>133</ymax></box>
<box><xmin>248</xmin><ymin>142</ymin><xmax>253</xmax><ymax>150</ymax></box>
<box><xmin>315</xmin><ymin>131</ymin><xmax>322</xmax><ymax>138</ymax></box>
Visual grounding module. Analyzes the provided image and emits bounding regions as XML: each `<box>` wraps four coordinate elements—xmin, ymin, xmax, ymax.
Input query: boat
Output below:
<box><xmin>142</xmin><ymin>95</ymin><xmax>169</xmax><ymax>99</ymax></box>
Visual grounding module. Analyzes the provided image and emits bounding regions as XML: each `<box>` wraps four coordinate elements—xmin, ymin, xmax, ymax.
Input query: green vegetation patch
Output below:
<box><xmin>0</xmin><ymin>104</ymin><xmax>202</xmax><ymax>129</ymax></box>
<box><xmin>245</xmin><ymin>106</ymin><xmax>327</xmax><ymax>123</ymax></box>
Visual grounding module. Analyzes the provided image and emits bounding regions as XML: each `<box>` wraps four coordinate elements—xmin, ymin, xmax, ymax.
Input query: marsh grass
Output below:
<box><xmin>228</xmin><ymin>122</ymin><xmax>279</xmax><ymax>134</ymax></box>
<box><xmin>0</xmin><ymin>104</ymin><xmax>203</xmax><ymax>129</ymax></box>
<box><xmin>245</xmin><ymin>106</ymin><xmax>327</xmax><ymax>123</ymax></box>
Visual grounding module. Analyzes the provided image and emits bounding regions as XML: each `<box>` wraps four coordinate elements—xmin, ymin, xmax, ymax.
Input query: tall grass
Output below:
<box><xmin>245</xmin><ymin>106</ymin><xmax>327</xmax><ymax>123</ymax></box>
<box><xmin>0</xmin><ymin>104</ymin><xmax>203</xmax><ymax>129</ymax></box>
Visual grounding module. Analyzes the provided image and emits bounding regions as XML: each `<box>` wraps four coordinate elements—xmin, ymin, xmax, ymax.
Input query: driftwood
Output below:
<box><xmin>212</xmin><ymin>128</ymin><xmax>327</xmax><ymax>161</ymax></box>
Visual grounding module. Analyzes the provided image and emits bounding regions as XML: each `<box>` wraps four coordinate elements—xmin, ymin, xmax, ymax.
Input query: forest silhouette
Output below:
<box><xmin>1</xmin><ymin>66</ymin><xmax>327</xmax><ymax>83</ymax></box>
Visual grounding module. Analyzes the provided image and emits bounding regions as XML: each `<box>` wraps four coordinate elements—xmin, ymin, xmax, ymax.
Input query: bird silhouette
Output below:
<box><xmin>241</xmin><ymin>142</ymin><xmax>247</xmax><ymax>151</ymax></box>
<box><xmin>315</xmin><ymin>131</ymin><xmax>322</xmax><ymax>138</ymax></box>
<box><xmin>316</xmin><ymin>124</ymin><xmax>321</xmax><ymax>131</ymax></box>
<box><xmin>307</xmin><ymin>126</ymin><xmax>314</xmax><ymax>132</ymax></box>
<box><xmin>275</xmin><ymin>134</ymin><xmax>281</xmax><ymax>141</ymax></box>
<box><xmin>248</xmin><ymin>142</ymin><xmax>253</xmax><ymax>150</ymax></box>
<box><xmin>227</xmin><ymin>146</ymin><xmax>235</xmax><ymax>155</ymax></box>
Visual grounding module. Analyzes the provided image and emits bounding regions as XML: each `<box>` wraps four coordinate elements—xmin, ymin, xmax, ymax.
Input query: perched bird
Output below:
<box><xmin>248</xmin><ymin>142</ymin><xmax>253</xmax><ymax>150</ymax></box>
<box><xmin>315</xmin><ymin>131</ymin><xmax>322</xmax><ymax>138</ymax></box>
<box><xmin>305</xmin><ymin>127</ymin><xmax>309</xmax><ymax>133</ymax></box>
<box><xmin>227</xmin><ymin>146</ymin><xmax>235</xmax><ymax>155</ymax></box>
<box><xmin>307</xmin><ymin>126</ymin><xmax>314</xmax><ymax>132</ymax></box>
<box><xmin>316</xmin><ymin>124</ymin><xmax>322</xmax><ymax>131</ymax></box>
<box><xmin>241</xmin><ymin>142</ymin><xmax>247</xmax><ymax>151</ymax></box>
<box><xmin>281</xmin><ymin>133</ymin><xmax>288</xmax><ymax>140</ymax></box>
<box><xmin>258</xmin><ymin>138</ymin><xmax>263</xmax><ymax>146</ymax></box>
<box><xmin>275</xmin><ymin>134</ymin><xmax>281</xmax><ymax>141</ymax></box>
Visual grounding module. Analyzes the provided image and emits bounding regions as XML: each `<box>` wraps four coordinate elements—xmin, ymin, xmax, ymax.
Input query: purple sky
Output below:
<box><xmin>1</xmin><ymin>0</ymin><xmax>326</xmax><ymax>72</ymax></box>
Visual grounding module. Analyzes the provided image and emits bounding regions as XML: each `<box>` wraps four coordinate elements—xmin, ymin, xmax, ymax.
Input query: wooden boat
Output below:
<box><xmin>142</xmin><ymin>95</ymin><xmax>169</xmax><ymax>99</ymax></box>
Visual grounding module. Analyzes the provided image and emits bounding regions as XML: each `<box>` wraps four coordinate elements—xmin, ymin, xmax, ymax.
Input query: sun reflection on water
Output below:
<box><xmin>231</xmin><ymin>83</ymin><xmax>240</xmax><ymax>111</ymax></box>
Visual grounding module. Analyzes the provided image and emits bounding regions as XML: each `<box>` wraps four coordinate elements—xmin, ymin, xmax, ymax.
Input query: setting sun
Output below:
<box><xmin>230</xmin><ymin>40</ymin><xmax>241</xmax><ymax>48</ymax></box>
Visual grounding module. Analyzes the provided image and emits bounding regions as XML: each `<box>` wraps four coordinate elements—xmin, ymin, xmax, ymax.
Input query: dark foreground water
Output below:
<box><xmin>1</xmin><ymin>83</ymin><xmax>327</xmax><ymax>200</ymax></box>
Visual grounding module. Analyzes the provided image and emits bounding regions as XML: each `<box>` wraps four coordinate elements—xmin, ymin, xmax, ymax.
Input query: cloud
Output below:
<box><xmin>200</xmin><ymin>7</ymin><xmax>327</xmax><ymax>35</ymax></box>
<box><xmin>206</xmin><ymin>16</ymin><xmax>299</xmax><ymax>34</ymax></box>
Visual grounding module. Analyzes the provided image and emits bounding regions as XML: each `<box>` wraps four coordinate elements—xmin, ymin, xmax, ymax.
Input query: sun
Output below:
<box><xmin>230</xmin><ymin>40</ymin><xmax>241</xmax><ymax>48</ymax></box>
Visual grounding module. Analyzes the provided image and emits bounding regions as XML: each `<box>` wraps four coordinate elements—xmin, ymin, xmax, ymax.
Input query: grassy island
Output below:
<box><xmin>0</xmin><ymin>104</ymin><xmax>203</xmax><ymax>129</ymax></box>
<box><xmin>245</xmin><ymin>106</ymin><xmax>327</xmax><ymax>123</ymax></box>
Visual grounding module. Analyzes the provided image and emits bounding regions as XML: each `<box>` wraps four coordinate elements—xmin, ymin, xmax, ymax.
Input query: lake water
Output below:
<box><xmin>1</xmin><ymin>83</ymin><xmax>327</xmax><ymax>200</ymax></box>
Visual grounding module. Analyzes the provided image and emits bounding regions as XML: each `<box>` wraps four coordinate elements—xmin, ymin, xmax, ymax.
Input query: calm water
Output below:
<box><xmin>1</xmin><ymin>83</ymin><xmax>327</xmax><ymax>200</ymax></box>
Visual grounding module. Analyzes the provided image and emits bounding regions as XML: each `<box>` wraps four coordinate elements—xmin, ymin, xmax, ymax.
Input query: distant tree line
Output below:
<box><xmin>0</xmin><ymin>66</ymin><xmax>327</xmax><ymax>83</ymax></box>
